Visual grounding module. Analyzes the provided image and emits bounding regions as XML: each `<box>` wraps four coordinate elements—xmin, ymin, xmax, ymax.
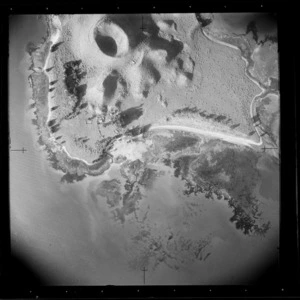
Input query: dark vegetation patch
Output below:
<box><xmin>46</xmin><ymin>66</ymin><xmax>54</xmax><ymax>72</ymax></box>
<box><xmin>165</xmin><ymin>135</ymin><xmax>198</xmax><ymax>152</ymax></box>
<box><xmin>103</xmin><ymin>73</ymin><xmax>118</xmax><ymax>99</ymax></box>
<box><xmin>118</xmin><ymin>105</ymin><xmax>143</xmax><ymax>127</ymax></box>
<box><xmin>50</xmin><ymin>124</ymin><xmax>60</xmax><ymax>133</ymax></box>
<box><xmin>230</xmin><ymin>123</ymin><xmax>240</xmax><ymax>129</ymax></box>
<box><xmin>50</xmin><ymin>80</ymin><xmax>58</xmax><ymax>85</ymax></box>
<box><xmin>63</xmin><ymin>60</ymin><xmax>87</xmax><ymax>119</ymax></box>
<box><xmin>124</xmin><ymin>124</ymin><xmax>151</xmax><ymax>137</ymax></box>
<box><xmin>47</xmin><ymin>119</ymin><xmax>56</xmax><ymax>127</ymax></box>
<box><xmin>88</xmin><ymin>155</ymin><xmax>111</xmax><ymax>171</ymax></box>
<box><xmin>80</xmin><ymin>102</ymin><xmax>89</xmax><ymax>110</ymax></box>
<box><xmin>74</xmin><ymin>84</ymin><xmax>87</xmax><ymax>102</ymax></box>
<box><xmin>64</xmin><ymin>60</ymin><xmax>86</xmax><ymax>97</ymax></box>
<box><xmin>214</xmin><ymin>115</ymin><xmax>227</xmax><ymax>122</ymax></box>
<box><xmin>51</xmin><ymin>105</ymin><xmax>59</xmax><ymax>111</ymax></box>
<box><xmin>173</xmin><ymin>106</ymin><xmax>199</xmax><ymax>115</ymax></box>
<box><xmin>61</xmin><ymin>173</ymin><xmax>86</xmax><ymax>183</ymax></box>
<box><xmin>173</xmin><ymin>107</ymin><xmax>230</xmax><ymax>124</ymax></box>
<box><xmin>50</xmin><ymin>41</ymin><xmax>64</xmax><ymax>52</ymax></box>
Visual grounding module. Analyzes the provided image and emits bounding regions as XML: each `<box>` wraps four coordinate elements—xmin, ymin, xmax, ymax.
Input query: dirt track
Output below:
<box><xmin>150</xmin><ymin>124</ymin><xmax>262</xmax><ymax>147</ymax></box>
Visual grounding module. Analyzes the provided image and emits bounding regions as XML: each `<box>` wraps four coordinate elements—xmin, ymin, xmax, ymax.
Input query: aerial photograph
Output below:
<box><xmin>9</xmin><ymin>13</ymin><xmax>279</xmax><ymax>285</ymax></box>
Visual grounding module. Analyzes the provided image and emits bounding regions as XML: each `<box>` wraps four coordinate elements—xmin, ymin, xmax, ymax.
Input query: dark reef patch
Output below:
<box><xmin>166</xmin><ymin>145</ymin><xmax>268</xmax><ymax>236</ymax></box>
<box><xmin>96</xmin><ymin>179</ymin><xmax>122</xmax><ymax>208</ymax></box>
<box><xmin>173</xmin><ymin>155</ymin><xmax>197</xmax><ymax>178</ymax></box>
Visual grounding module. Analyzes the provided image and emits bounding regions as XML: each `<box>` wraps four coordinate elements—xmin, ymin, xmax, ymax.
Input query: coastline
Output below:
<box><xmin>27</xmin><ymin>15</ymin><xmax>112</xmax><ymax>183</ymax></box>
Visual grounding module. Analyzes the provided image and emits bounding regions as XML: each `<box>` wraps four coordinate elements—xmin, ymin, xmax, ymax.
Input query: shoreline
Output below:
<box><xmin>27</xmin><ymin>15</ymin><xmax>113</xmax><ymax>182</ymax></box>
